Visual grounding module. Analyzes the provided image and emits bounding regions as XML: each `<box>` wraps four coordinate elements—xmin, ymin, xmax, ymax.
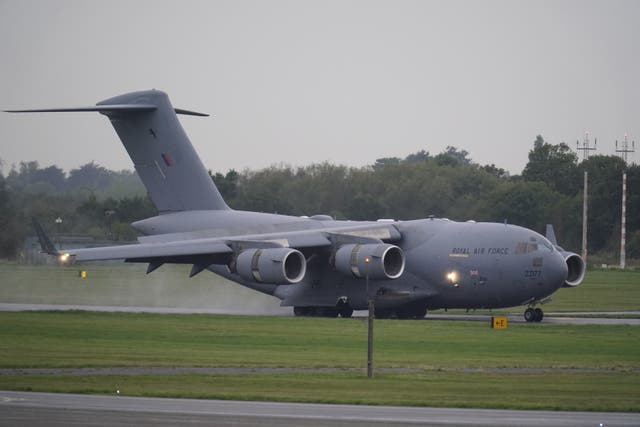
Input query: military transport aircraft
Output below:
<box><xmin>7</xmin><ymin>90</ymin><xmax>585</xmax><ymax>322</ymax></box>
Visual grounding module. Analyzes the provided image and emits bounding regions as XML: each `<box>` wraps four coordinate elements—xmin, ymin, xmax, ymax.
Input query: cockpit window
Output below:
<box><xmin>515</xmin><ymin>242</ymin><xmax>538</xmax><ymax>253</ymax></box>
<box><xmin>539</xmin><ymin>238</ymin><xmax>554</xmax><ymax>252</ymax></box>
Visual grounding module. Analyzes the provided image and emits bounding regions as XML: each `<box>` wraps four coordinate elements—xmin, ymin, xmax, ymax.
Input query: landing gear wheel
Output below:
<box><xmin>534</xmin><ymin>308</ymin><xmax>544</xmax><ymax>322</ymax></box>
<box><xmin>524</xmin><ymin>307</ymin><xmax>536</xmax><ymax>322</ymax></box>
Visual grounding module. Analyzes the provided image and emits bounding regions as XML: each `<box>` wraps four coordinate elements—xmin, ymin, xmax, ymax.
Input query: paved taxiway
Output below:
<box><xmin>1</xmin><ymin>391</ymin><xmax>638</xmax><ymax>427</ymax></box>
<box><xmin>1</xmin><ymin>303</ymin><xmax>638</xmax><ymax>325</ymax></box>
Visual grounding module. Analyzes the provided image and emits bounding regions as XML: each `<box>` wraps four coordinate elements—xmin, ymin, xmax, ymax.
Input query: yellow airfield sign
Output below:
<box><xmin>491</xmin><ymin>316</ymin><xmax>508</xmax><ymax>329</ymax></box>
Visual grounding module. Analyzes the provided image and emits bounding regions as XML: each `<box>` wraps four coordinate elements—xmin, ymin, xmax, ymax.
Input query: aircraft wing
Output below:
<box><xmin>64</xmin><ymin>240</ymin><xmax>233</xmax><ymax>262</ymax></box>
<box><xmin>49</xmin><ymin>222</ymin><xmax>401</xmax><ymax>265</ymax></box>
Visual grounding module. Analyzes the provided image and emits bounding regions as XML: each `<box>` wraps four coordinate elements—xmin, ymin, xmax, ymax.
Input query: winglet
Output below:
<box><xmin>32</xmin><ymin>218</ymin><xmax>59</xmax><ymax>255</ymax></box>
<box><xmin>545</xmin><ymin>224</ymin><xmax>558</xmax><ymax>246</ymax></box>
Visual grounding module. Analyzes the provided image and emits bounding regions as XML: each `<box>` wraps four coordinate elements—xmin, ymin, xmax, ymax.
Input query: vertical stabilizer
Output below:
<box><xmin>97</xmin><ymin>90</ymin><xmax>228</xmax><ymax>212</ymax></box>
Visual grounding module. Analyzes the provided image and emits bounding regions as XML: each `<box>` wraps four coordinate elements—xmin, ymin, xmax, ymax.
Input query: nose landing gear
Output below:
<box><xmin>524</xmin><ymin>307</ymin><xmax>544</xmax><ymax>322</ymax></box>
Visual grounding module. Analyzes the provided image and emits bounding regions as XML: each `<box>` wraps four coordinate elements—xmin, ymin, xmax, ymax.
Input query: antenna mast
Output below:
<box><xmin>615</xmin><ymin>134</ymin><xmax>635</xmax><ymax>269</ymax></box>
<box><xmin>576</xmin><ymin>132</ymin><xmax>597</xmax><ymax>266</ymax></box>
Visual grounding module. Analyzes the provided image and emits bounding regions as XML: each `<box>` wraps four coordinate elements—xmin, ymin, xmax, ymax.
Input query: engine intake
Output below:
<box><xmin>561</xmin><ymin>251</ymin><xmax>585</xmax><ymax>287</ymax></box>
<box><xmin>236</xmin><ymin>248</ymin><xmax>306</xmax><ymax>285</ymax></box>
<box><xmin>334</xmin><ymin>243</ymin><xmax>405</xmax><ymax>280</ymax></box>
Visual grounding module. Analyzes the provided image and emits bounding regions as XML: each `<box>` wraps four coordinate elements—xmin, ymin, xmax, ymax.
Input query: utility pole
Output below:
<box><xmin>576</xmin><ymin>132</ymin><xmax>597</xmax><ymax>267</ymax></box>
<box><xmin>55</xmin><ymin>217</ymin><xmax>63</xmax><ymax>250</ymax></box>
<box><xmin>615</xmin><ymin>134</ymin><xmax>635</xmax><ymax>269</ymax></box>
<box><xmin>365</xmin><ymin>257</ymin><xmax>374</xmax><ymax>378</ymax></box>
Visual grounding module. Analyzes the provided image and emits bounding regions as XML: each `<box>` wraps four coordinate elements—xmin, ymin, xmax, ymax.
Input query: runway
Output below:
<box><xmin>1</xmin><ymin>391</ymin><xmax>638</xmax><ymax>427</ymax></box>
<box><xmin>1</xmin><ymin>303</ymin><xmax>639</xmax><ymax>325</ymax></box>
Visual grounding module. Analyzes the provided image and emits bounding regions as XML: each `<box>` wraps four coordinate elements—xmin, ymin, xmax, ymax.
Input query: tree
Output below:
<box><xmin>628</xmin><ymin>230</ymin><xmax>640</xmax><ymax>259</ymax></box>
<box><xmin>372</xmin><ymin>157</ymin><xmax>401</xmax><ymax>170</ymax></box>
<box><xmin>210</xmin><ymin>169</ymin><xmax>239</xmax><ymax>202</ymax></box>
<box><xmin>434</xmin><ymin>146</ymin><xmax>472</xmax><ymax>167</ymax></box>
<box><xmin>522</xmin><ymin>135</ymin><xmax>580</xmax><ymax>196</ymax></box>
<box><xmin>0</xmin><ymin>173</ymin><xmax>19</xmax><ymax>258</ymax></box>
<box><xmin>581</xmin><ymin>155</ymin><xmax>626</xmax><ymax>252</ymax></box>
<box><xmin>404</xmin><ymin>150</ymin><xmax>430</xmax><ymax>164</ymax></box>
<box><xmin>67</xmin><ymin>162</ymin><xmax>112</xmax><ymax>191</ymax></box>
<box><xmin>478</xmin><ymin>181</ymin><xmax>559</xmax><ymax>233</ymax></box>
<box><xmin>481</xmin><ymin>163</ymin><xmax>508</xmax><ymax>178</ymax></box>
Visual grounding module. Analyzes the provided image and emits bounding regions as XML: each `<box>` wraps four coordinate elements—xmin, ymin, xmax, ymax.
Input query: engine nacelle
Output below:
<box><xmin>334</xmin><ymin>243</ymin><xmax>405</xmax><ymax>280</ymax></box>
<box><xmin>236</xmin><ymin>248</ymin><xmax>306</xmax><ymax>285</ymax></box>
<box><xmin>561</xmin><ymin>251</ymin><xmax>586</xmax><ymax>287</ymax></box>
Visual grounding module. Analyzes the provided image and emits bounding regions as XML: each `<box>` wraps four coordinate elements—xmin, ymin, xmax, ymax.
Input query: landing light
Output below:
<box><xmin>59</xmin><ymin>253</ymin><xmax>71</xmax><ymax>263</ymax></box>
<box><xmin>446</xmin><ymin>271</ymin><xmax>458</xmax><ymax>283</ymax></box>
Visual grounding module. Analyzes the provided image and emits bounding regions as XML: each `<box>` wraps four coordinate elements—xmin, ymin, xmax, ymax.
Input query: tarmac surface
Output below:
<box><xmin>1</xmin><ymin>303</ymin><xmax>639</xmax><ymax>325</ymax></box>
<box><xmin>1</xmin><ymin>391</ymin><xmax>639</xmax><ymax>427</ymax></box>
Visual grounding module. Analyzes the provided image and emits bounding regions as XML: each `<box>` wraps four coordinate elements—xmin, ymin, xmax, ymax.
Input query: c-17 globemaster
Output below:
<box><xmin>7</xmin><ymin>90</ymin><xmax>585</xmax><ymax>322</ymax></box>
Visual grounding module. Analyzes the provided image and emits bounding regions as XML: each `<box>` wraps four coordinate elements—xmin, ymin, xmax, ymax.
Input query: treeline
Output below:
<box><xmin>213</xmin><ymin>138</ymin><xmax>639</xmax><ymax>258</ymax></box>
<box><xmin>0</xmin><ymin>161</ymin><xmax>153</xmax><ymax>257</ymax></box>
<box><xmin>1</xmin><ymin>136</ymin><xmax>639</xmax><ymax>261</ymax></box>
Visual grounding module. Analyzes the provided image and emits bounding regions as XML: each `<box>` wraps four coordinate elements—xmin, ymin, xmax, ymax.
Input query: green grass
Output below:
<box><xmin>1</xmin><ymin>371</ymin><xmax>637</xmax><ymax>412</ymax></box>
<box><xmin>545</xmin><ymin>269</ymin><xmax>640</xmax><ymax>312</ymax></box>
<box><xmin>0</xmin><ymin>264</ymin><xmax>639</xmax><ymax>411</ymax></box>
<box><xmin>0</xmin><ymin>311</ymin><xmax>638</xmax><ymax>369</ymax></box>
<box><xmin>0</xmin><ymin>311</ymin><xmax>638</xmax><ymax>411</ymax></box>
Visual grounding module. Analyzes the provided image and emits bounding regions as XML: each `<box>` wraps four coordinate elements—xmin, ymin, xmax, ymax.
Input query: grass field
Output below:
<box><xmin>0</xmin><ymin>263</ymin><xmax>638</xmax><ymax>411</ymax></box>
<box><xmin>0</xmin><ymin>311</ymin><xmax>638</xmax><ymax>411</ymax></box>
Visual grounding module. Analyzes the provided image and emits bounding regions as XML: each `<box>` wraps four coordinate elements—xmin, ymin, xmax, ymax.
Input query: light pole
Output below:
<box><xmin>55</xmin><ymin>217</ymin><xmax>62</xmax><ymax>250</ymax></box>
<box><xmin>576</xmin><ymin>132</ymin><xmax>597</xmax><ymax>267</ymax></box>
<box><xmin>615</xmin><ymin>134</ymin><xmax>635</xmax><ymax>270</ymax></box>
<box><xmin>365</xmin><ymin>256</ymin><xmax>374</xmax><ymax>378</ymax></box>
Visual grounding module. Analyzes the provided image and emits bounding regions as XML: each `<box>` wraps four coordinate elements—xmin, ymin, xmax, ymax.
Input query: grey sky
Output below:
<box><xmin>1</xmin><ymin>0</ymin><xmax>638</xmax><ymax>175</ymax></box>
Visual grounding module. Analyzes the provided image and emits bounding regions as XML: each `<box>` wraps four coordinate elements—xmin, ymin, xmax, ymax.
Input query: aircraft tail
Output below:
<box><xmin>32</xmin><ymin>217</ymin><xmax>59</xmax><ymax>255</ymax></box>
<box><xmin>7</xmin><ymin>90</ymin><xmax>229</xmax><ymax>213</ymax></box>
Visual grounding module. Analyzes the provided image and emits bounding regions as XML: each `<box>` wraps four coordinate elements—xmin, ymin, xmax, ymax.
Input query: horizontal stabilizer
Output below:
<box><xmin>174</xmin><ymin>108</ymin><xmax>209</xmax><ymax>117</ymax></box>
<box><xmin>4</xmin><ymin>105</ymin><xmax>157</xmax><ymax>114</ymax></box>
<box><xmin>5</xmin><ymin>105</ymin><xmax>208</xmax><ymax>116</ymax></box>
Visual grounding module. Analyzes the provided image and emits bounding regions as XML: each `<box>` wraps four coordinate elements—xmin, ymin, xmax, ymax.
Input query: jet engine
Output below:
<box><xmin>334</xmin><ymin>243</ymin><xmax>405</xmax><ymax>280</ymax></box>
<box><xmin>236</xmin><ymin>248</ymin><xmax>306</xmax><ymax>285</ymax></box>
<box><xmin>561</xmin><ymin>251</ymin><xmax>586</xmax><ymax>287</ymax></box>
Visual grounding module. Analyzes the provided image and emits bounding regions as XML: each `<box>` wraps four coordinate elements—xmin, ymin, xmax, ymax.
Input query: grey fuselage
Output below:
<box><xmin>133</xmin><ymin>210</ymin><xmax>568</xmax><ymax>312</ymax></box>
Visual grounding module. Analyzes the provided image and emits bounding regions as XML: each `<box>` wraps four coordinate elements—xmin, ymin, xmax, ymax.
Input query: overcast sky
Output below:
<box><xmin>1</xmin><ymin>0</ymin><xmax>638</xmax><ymax>175</ymax></box>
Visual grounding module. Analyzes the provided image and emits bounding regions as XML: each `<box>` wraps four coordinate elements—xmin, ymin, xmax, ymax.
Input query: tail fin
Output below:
<box><xmin>7</xmin><ymin>90</ymin><xmax>229</xmax><ymax>213</ymax></box>
<box><xmin>32</xmin><ymin>218</ymin><xmax>59</xmax><ymax>255</ymax></box>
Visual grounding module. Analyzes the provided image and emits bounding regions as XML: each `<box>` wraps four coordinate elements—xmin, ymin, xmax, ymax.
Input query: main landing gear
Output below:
<box><xmin>293</xmin><ymin>306</ymin><xmax>354</xmax><ymax>318</ymax></box>
<box><xmin>524</xmin><ymin>307</ymin><xmax>544</xmax><ymax>322</ymax></box>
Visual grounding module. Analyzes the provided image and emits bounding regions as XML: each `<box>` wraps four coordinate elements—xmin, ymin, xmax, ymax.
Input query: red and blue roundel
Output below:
<box><xmin>161</xmin><ymin>153</ymin><xmax>174</xmax><ymax>167</ymax></box>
